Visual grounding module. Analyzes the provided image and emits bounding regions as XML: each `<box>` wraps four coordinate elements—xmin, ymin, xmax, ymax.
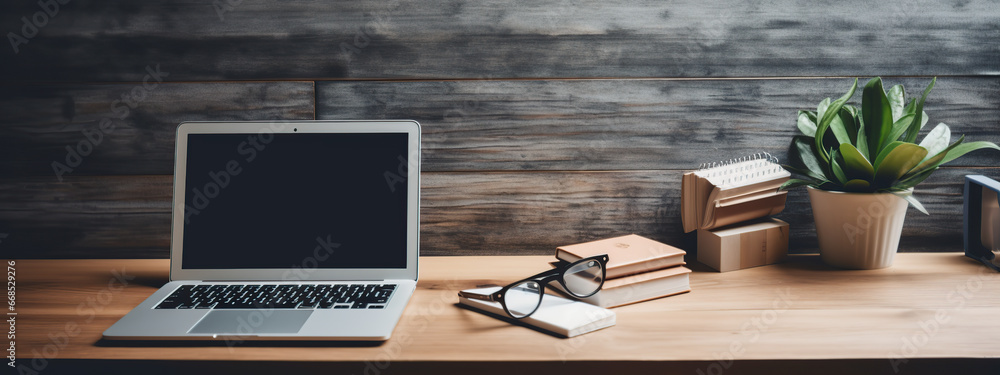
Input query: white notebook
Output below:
<box><xmin>458</xmin><ymin>286</ymin><xmax>616</xmax><ymax>338</ymax></box>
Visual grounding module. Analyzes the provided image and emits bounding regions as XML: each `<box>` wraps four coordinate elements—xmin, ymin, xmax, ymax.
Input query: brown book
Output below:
<box><xmin>681</xmin><ymin>155</ymin><xmax>790</xmax><ymax>233</ymax></box>
<box><xmin>556</xmin><ymin>234</ymin><xmax>686</xmax><ymax>279</ymax></box>
<box><xmin>551</xmin><ymin>266</ymin><xmax>692</xmax><ymax>308</ymax></box>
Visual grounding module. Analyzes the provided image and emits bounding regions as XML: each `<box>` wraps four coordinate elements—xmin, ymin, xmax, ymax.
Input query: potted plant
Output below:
<box><xmin>782</xmin><ymin>77</ymin><xmax>1000</xmax><ymax>269</ymax></box>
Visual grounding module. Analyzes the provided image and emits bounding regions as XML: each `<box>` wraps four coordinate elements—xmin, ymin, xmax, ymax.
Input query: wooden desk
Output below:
<box><xmin>9</xmin><ymin>254</ymin><xmax>1000</xmax><ymax>374</ymax></box>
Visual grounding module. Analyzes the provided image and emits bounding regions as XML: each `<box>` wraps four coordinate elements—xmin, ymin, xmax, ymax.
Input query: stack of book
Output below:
<box><xmin>551</xmin><ymin>234</ymin><xmax>691</xmax><ymax>308</ymax></box>
<box><xmin>682</xmin><ymin>153</ymin><xmax>791</xmax><ymax>272</ymax></box>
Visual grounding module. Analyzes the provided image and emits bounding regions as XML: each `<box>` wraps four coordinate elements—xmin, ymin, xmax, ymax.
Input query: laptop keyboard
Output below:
<box><xmin>154</xmin><ymin>284</ymin><xmax>397</xmax><ymax>310</ymax></box>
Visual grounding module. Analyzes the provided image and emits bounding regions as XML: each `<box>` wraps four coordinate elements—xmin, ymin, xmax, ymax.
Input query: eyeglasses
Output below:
<box><xmin>458</xmin><ymin>254</ymin><xmax>608</xmax><ymax>319</ymax></box>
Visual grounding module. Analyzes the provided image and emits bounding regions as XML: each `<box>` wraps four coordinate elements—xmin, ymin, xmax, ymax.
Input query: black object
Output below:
<box><xmin>965</xmin><ymin>175</ymin><xmax>1000</xmax><ymax>272</ymax></box>
<box><xmin>155</xmin><ymin>283</ymin><xmax>397</xmax><ymax>310</ymax></box>
<box><xmin>457</xmin><ymin>254</ymin><xmax>608</xmax><ymax>319</ymax></box>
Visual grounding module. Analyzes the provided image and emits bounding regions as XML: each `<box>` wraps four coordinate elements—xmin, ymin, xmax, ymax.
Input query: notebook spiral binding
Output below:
<box><xmin>697</xmin><ymin>152</ymin><xmax>785</xmax><ymax>186</ymax></box>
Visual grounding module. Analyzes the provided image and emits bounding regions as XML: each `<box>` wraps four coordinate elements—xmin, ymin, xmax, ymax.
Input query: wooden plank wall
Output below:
<box><xmin>1</xmin><ymin>0</ymin><xmax>998</xmax><ymax>258</ymax></box>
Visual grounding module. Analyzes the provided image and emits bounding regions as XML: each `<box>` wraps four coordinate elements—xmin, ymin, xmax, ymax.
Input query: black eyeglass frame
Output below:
<box><xmin>458</xmin><ymin>254</ymin><xmax>609</xmax><ymax>319</ymax></box>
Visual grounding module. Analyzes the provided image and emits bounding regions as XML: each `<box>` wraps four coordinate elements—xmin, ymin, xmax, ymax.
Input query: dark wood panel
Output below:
<box><xmin>2</xmin><ymin>168</ymin><xmax>994</xmax><ymax>258</ymax></box>
<box><xmin>0</xmin><ymin>82</ymin><xmax>315</xmax><ymax>177</ymax></box>
<box><xmin>0</xmin><ymin>176</ymin><xmax>172</xmax><ymax>258</ymax></box>
<box><xmin>7</xmin><ymin>78</ymin><xmax>996</xmax><ymax>177</ymax></box>
<box><xmin>318</xmin><ymin>77</ymin><xmax>1000</xmax><ymax>171</ymax></box>
<box><xmin>1</xmin><ymin>0</ymin><xmax>998</xmax><ymax>81</ymax></box>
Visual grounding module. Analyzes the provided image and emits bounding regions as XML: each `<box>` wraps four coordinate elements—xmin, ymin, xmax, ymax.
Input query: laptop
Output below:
<box><xmin>103</xmin><ymin>120</ymin><xmax>421</xmax><ymax>341</ymax></box>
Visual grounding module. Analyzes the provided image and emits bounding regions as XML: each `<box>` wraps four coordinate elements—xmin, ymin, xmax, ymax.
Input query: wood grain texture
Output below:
<box><xmin>0</xmin><ymin>82</ymin><xmax>315</xmax><ymax>177</ymax></box>
<box><xmin>318</xmin><ymin>77</ymin><xmax>1000</xmax><ymax>171</ymax></box>
<box><xmin>3</xmin><ymin>168</ymin><xmax>995</xmax><ymax>258</ymax></box>
<box><xmin>7</xmin><ymin>78</ymin><xmax>998</xmax><ymax>177</ymax></box>
<box><xmin>9</xmin><ymin>255</ymin><xmax>1000</xmax><ymax>374</ymax></box>
<box><xmin>1</xmin><ymin>0</ymin><xmax>998</xmax><ymax>81</ymax></box>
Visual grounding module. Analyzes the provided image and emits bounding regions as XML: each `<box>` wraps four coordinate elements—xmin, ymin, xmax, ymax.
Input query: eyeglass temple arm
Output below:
<box><xmin>521</xmin><ymin>267</ymin><xmax>561</xmax><ymax>282</ymax></box>
<box><xmin>457</xmin><ymin>290</ymin><xmax>497</xmax><ymax>302</ymax></box>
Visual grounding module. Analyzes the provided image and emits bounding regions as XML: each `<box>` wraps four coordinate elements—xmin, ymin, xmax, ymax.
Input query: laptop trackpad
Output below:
<box><xmin>188</xmin><ymin>310</ymin><xmax>313</xmax><ymax>335</ymax></box>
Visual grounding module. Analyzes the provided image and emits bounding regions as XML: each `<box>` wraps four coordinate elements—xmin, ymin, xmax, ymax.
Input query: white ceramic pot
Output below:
<box><xmin>807</xmin><ymin>187</ymin><xmax>911</xmax><ymax>269</ymax></box>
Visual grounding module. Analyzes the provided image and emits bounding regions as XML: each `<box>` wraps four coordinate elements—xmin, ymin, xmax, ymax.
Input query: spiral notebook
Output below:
<box><xmin>681</xmin><ymin>153</ymin><xmax>791</xmax><ymax>233</ymax></box>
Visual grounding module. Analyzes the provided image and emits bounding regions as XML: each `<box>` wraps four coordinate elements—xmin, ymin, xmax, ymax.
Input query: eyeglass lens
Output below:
<box><xmin>563</xmin><ymin>259</ymin><xmax>604</xmax><ymax>297</ymax></box>
<box><xmin>505</xmin><ymin>280</ymin><xmax>542</xmax><ymax>318</ymax></box>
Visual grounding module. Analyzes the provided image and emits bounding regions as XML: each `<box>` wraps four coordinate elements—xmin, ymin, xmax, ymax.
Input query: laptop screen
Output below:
<box><xmin>180</xmin><ymin>132</ymin><xmax>409</xmax><ymax>270</ymax></box>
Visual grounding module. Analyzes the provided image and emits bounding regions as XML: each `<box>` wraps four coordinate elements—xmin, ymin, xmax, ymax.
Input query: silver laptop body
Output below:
<box><xmin>103</xmin><ymin>120</ymin><xmax>421</xmax><ymax>341</ymax></box>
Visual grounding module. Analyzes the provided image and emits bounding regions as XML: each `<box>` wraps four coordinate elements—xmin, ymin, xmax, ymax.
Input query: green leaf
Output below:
<box><xmin>903</xmin><ymin>135</ymin><xmax>964</xmax><ymax>180</ymax></box>
<box><xmin>792</xmin><ymin>136</ymin><xmax>829</xmax><ymax>180</ymax></box>
<box><xmin>839</xmin><ymin>143</ymin><xmax>875</xmax><ymax>181</ymax></box>
<box><xmin>917</xmin><ymin>123</ymin><xmax>951</xmax><ymax>163</ymax></box>
<box><xmin>873</xmin><ymin>143</ymin><xmax>928</xmax><ymax>188</ymax></box>
<box><xmin>873</xmin><ymin>141</ymin><xmax>904</xmax><ymax>169</ymax></box>
<box><xmin>783</xmin><ymin>165</ymin><xmax>830</xmax><ymax>184</ymax></box>
<box><xmin>895</xmin><ymin>167</ymin><xmax>936</xmax><ymax>190</ymax></box>
<box><xmin>887</xmin><ymin>84</ymin><xmax>906</xmax><ymax>122</ymax></box>
<box><xmin>797</xmin><ymin>110</ymin><xmax>817</xmax><ymax>137</ymax></box>
<box><xmin>843</xmin><ymin>179</ymin><xmax>872</xmax><ymax>192</ymax></box>
<box><xmin>856</xmin><ymin>120</ymin><xmax>870</xmax><ymax>160</ymax></box>
<box><xmin>903</xmin><ymin>77</ymin><xmax>936</xmax><ymax>143</ymax></box>
<box><xmin>903</xmin><ymin>98</ymin><xmax>916</xmax><ymax>115</ymax></box>
<box><xmin>886</xmin><ymin>113</ymin><xmax>915</xmax><ymax>144</ymax></box>
<box><xmin>897</xmin><ymin>192</ymin><xmax>929</xmax><ymax>215</ymax></box>
<box><xmin>841</xmin><ymin>106</ymin><xmax>860</xmax><ymax>144</ymax></box>
<box><xmin>830</xmin><ymin>148</ymin><xmax>847</xmax><ymax>184</ymax></box>
<box><xmin>828</xmin><ymin>107</ymin><xmax>855</xmax><ymax>145</ymax></box>
<box><xmin>780</xmin><ymin>178</ymin><xmax>820</xmax><ymax>190</ymax></box>
<box><xmin>815</xmin><ymin>79</ymin><xmax>858</xmax><ymax>164</ymax></box>
<box><xmin>817</xmin><ymin>98</ymin><xmax>830</xmax><ymax>123</ymax></box>
<box><xmin>940</xmin><ymin>141</ymin><xmax>1000</xmax><ymax>165</ymax></box>
<box><xmin>862</xmin><ymin>77</ymin><xmax>893</xmax><ymax>157</ymax></box>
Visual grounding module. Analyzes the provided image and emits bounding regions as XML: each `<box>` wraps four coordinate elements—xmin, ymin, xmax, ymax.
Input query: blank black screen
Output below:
<box><xmin>181</xmin><ymin>132</ymin><xmax>409</xmax><ymax>269</ymax></box>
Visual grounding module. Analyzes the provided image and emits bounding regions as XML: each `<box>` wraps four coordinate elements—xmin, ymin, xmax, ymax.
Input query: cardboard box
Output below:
<box><xmin>697</xmin><ymin>218</ymin><xmax>788</xmax><ymax>272</ymax></box>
